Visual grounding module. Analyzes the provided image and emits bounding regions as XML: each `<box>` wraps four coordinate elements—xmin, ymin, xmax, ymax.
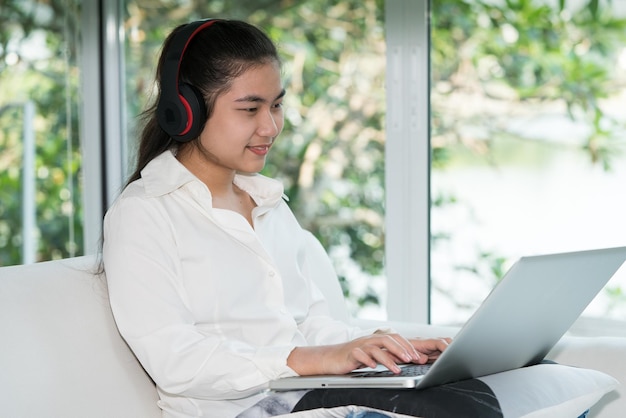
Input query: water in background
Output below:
<box><xmin>431</xmin><ymin>140</ymin><xmax>626</xmax><ymax>326</ymax></box>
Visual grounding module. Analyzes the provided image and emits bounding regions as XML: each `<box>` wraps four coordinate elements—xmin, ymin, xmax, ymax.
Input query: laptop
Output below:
<box><xmin>270</xmin><ymin>246</ymin><xmax>626</xmax><ymax>390</ymax></box>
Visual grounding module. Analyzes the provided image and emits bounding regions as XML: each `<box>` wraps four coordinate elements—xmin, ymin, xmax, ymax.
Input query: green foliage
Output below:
<box><xmin>430</xmin><ymin>0</ymin><xmax>626</xmax><ymax>170</ymax></box>
<box><xmin>430</xmin><ymin>0</ymin><xmax>626</xmax><ymax>316</ymax></box>
<box><xmin>0</xmin><ymin>0</ymin><xmax>83</xmax><ymax>265</ymax></box>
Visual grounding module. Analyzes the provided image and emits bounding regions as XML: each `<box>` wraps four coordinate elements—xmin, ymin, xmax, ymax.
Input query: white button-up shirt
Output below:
<box><xmin>103</xmin><ymin>150</ymin><xmax>364</xmax><ymax>417</ymax></box>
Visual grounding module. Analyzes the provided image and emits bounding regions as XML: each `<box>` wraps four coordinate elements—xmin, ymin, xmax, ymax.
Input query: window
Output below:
<box><xmin>117</xmin><ymin>0</ymin><xmax>388</xmax><ymax>317</ymax></box>
<box><xmin>0</xmin><ymin>1</ymin><xmax>84</xmax><ymax>265</ymax></box>
<box><xmin>429</xmin><ymin>0</ymin><xmax>626</xmax><ymax>333</ymax></box>
<box><xmin>4</xmin><ymin>0</ymin><xmax>625</xmax><ymax>337</ymax></box>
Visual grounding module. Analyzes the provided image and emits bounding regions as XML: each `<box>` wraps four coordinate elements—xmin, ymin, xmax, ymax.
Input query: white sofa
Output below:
<box><xmin>1</xmin><ymin>245</ymin><xmax>625</xmax><ymax>417</ymax></box>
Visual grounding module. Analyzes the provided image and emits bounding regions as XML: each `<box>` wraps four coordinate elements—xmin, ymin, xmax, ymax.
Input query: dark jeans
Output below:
<box><xmin>346</xmin><ymin>412</ymin><xmax>393</xmax><ymax>418</ymax></box>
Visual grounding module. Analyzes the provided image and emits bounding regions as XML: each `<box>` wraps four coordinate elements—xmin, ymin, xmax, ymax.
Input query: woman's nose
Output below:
<box><xmin>257</xmin><ymin>110</ymin><xmax>281</xmax><ymax>137</ymax></box>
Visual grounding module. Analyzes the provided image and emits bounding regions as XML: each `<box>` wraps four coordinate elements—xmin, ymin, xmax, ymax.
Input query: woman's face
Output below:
<box><xmin>197</xmin><ymin>60</ymin><xmax>285</xmax><ymax>174</ymax></box>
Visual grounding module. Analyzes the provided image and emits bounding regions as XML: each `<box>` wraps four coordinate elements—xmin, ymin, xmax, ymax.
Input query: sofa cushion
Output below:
<box><xmin>0</xmin><ymin>256</ymin><xmax>160</xmax><ymax>417</ymax></box>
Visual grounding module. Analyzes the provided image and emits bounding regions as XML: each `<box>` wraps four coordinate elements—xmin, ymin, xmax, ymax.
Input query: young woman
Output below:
<box><xmin>103</xmin><ymin>19</ymin><xmax>450</xmax><ymax>418</ymax></box>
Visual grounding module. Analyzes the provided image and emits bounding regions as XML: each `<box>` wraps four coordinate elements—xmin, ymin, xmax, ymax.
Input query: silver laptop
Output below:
<box><xmin>270</xmin><ymin>246</ymin><xmax>626</xmax><ymax>390</ymax></box>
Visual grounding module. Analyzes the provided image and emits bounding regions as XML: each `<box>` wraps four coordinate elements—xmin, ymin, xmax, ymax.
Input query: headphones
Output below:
<box><xmin>156</xmin><ymin>19</ymin><xmax>220</xmax><ymax>142</ymax></box>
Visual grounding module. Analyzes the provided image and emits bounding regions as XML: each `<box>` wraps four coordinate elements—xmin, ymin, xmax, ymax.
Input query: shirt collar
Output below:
<box><xmin>140</xmin><ymin>149</ymin><xmax>286</xmax><ymax>206</ymax></box>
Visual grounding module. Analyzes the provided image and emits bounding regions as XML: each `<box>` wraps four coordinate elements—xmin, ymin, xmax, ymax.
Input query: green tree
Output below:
<box><xmin>430</xmin><ymin>0</ymin><xmax>626</xmax><ymax>319</ymax></box>
<box><xmin>0</xmin><ymin>0</ymin><xmax>82</xmax><ymax>265</ymax></box>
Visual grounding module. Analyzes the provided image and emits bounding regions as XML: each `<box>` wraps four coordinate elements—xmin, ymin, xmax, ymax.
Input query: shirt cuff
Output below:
<box><xmin>252</xmin><ymin>344</ymin><xmax>299</xmax><ymax>380</ymax></box>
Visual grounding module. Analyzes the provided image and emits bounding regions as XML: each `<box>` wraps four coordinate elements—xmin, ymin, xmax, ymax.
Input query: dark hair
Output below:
<box><xmin>126</xmin><ymin>19</ymin><xmax>280</xmax><ymax>186</ymax></box>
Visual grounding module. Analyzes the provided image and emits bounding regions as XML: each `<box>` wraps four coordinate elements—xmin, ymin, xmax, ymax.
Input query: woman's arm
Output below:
<box><xmin>286</xmin><ymin>228</ymin><xmax>451</xmax><ymax>375</ymax></box>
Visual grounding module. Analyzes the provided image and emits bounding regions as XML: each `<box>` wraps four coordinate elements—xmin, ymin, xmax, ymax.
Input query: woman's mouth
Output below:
<box><xmin>247</xmin><ymin>144</ymin><xmax>271</xmax><ymax>156</ymax></box>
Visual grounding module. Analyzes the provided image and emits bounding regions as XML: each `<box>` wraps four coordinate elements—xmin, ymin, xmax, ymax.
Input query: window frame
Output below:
<box><xmin>384</xmin><ymin>0</ymin><xmax>430</xmax><ymax>322</ymax></box>
<box><xmin>79</xmin><ymin>0</ymin><xmax>104</xmax><ymax>255</ymax></box>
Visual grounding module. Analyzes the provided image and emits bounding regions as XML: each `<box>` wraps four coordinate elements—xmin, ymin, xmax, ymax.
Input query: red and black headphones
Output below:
<box><xmin>156</xmin><ymin>19</ymin><xmax>220</xmax><ymax>142</ymax></box>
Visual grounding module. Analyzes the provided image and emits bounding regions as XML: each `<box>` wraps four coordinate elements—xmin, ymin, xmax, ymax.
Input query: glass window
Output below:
<box><xmin>119</xmin><ymin>0</ymin><xmax>387</xmax><ymax>317</ymax></box>
<box><xmin>0</xmin><ymin>0</ymin><xmax>83</xmax><ymax>266</ymax></box>
<box><xmin>430</xmin><ymin>0</ymin><xmax>626</xmax><ymax>333</ymax></box>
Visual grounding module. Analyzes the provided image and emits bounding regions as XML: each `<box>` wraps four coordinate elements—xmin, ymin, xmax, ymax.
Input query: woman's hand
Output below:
<box><xmin>287</xmin><ymin>333</ymin><xmax>451</xmax><ymax>376</ymax></box>
<box><xmin>406</xmin><ymin>336</ymin><xmax>452</xmax><ymax>364</ymax></box>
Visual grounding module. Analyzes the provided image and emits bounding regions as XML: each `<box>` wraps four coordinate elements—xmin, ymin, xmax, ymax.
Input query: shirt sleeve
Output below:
<box><xmin>103</xmin><ymin>194</ymin><xmax>297</xmax><ymax>401</ymax></box>
<box><xmin>293</xmin><ymin>231</ymin><xmax>376</xmax><ymax>345</ymax></box>
<box><xmin>297</xmin><ymin>286</ymin><xmax>375</xmax><ymax>345</ymax></box>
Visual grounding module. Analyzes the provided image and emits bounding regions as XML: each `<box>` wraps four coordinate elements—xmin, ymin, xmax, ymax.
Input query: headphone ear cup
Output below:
<box><xmin>156</xmin><ymin>83</ymin><xmax>207</xmax><ymax>142</ymax></box>
<box><xmin>156</xmin><ymin>89</ymin><xmax>188</xmax><ymax>139</ymax></box>
<box><xmin>155</xmin><ymin>19</ymin><xmax>218</xmax><ymax>142</ymax></box>
<box><xmin>175</xmin><ymin>83</ymin><xmax>207</xmax><ymax>142</ymax></box>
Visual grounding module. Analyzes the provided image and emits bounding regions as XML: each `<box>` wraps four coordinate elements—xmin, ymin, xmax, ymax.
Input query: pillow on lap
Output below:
<box><xmin>478</xmin><ymin>363</ymin><xmax>618</xmax><ymax>418</ymax></box>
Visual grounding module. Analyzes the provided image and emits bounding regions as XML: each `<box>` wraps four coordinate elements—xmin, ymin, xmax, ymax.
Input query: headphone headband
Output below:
<box><xmin>156</xmin><ymin>19</ymin><xmax>219</xmax><ymax>142</ymax></box>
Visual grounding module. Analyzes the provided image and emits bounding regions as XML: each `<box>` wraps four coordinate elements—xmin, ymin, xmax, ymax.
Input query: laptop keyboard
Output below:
<box><xmin>352</xmin><ymin>364</ymin><xmax>432</xmax><ymax>378</ymax></box>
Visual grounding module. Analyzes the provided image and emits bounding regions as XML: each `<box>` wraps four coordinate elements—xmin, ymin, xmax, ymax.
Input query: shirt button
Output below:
<box><xmin>268</xmin><ymin>271</ymin><xmax>276</xmax><ymax>277</ymax></box>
